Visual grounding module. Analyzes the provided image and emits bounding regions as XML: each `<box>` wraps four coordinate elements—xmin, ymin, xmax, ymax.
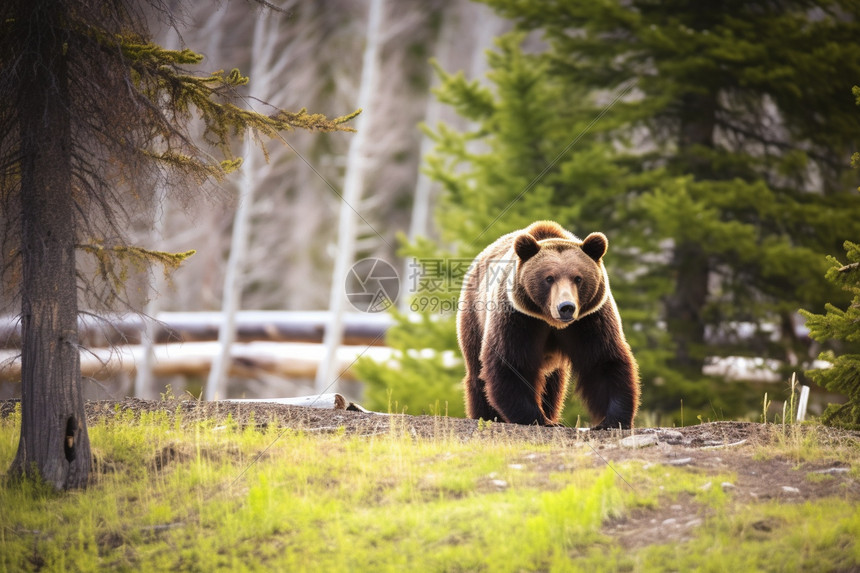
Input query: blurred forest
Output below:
<box><xmin>2</xmin><ymin>0</ymin><xmax>859</xmax><ymax>427</ymax></box>
<box><xmin>139</xmin><ymin>0</ymin><xmax>507</xmax><ymax>312</ymax></box>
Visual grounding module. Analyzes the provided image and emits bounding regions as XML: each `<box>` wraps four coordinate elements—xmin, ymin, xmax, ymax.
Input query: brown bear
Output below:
<box><xmin>456</xmin><ymin>220</ymin><xmax>640</xmax><ymax>429</ymax></box>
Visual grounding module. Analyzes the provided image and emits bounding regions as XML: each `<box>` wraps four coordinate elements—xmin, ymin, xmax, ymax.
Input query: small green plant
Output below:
<box><xmin>761</xmin><ymin>392</ymin><xmax>772</xmax><ymax>424</ymax></box>
<box><xmin>779</xmin><ymin>372</ymin><xmax>801</xmax><ymax>426</ymax></box>
<box><xmin>160</xmin><ymin>384</ymin><xmax>176</xmax><ymax>402</ymax></box>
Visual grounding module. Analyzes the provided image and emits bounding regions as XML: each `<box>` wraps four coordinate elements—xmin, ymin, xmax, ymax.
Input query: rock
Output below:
<box><xmin>721</xmin><ymin>482</ymin><xmax>735</xmax><ymax>491</ymax></box>
<box><xmin>661</xmin><ymin>518</ymin><xmax>678</xmax><ymax>527</ymax></box>
<box><xmin>666</xmin><ymin>457</ymin><xmax>693</xmax><ymax>466</ymax></box>
<box><xmin>620</xmin><ymin>434</ymin><xmax>659</xmax><ymax>448</ymax></box>
<box><xmin>812</xmin><ymin>467</ymin><xmax>849</xmax><ymax>475</ymax></box>
<box><xmin>781</xmin><ymin>486</ymin><xmax>800</xmax><ymax>494</ymax></box>
<box><xmin>699</xmin><ymin>481</ymin><xmax>713</xmax><ymax>492</ymax></box>
<box><xmin>657</xmin><ymin>429</ymin><xmax>684</xmax><ymax>441</ymax></box>
<box><xmin>508</xmin><ymin>464</ymin><xmax>524</xmax><ymax>470</ymax></box>
<box><xmin>490</xmin><ymin>479</ymin><xmax>508</xmax><ymax>489</ymax></box>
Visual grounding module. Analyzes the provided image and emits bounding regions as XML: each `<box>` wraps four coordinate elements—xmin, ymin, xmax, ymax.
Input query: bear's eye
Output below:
<box><xmin>545</xmin><ymin>276</ymin><xmax>555</xmax><ymax>284</ymax></box>
<box><xmin>573</xmin><ymin>276</ymin><xmax>582</xmax><ymax>285</ymax></box>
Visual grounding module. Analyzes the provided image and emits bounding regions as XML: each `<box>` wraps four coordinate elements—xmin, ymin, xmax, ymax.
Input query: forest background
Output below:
<box><xmin>2</xmin><ymin>0</ymin><xmax>859</xmax><ymax>429</ymax></box>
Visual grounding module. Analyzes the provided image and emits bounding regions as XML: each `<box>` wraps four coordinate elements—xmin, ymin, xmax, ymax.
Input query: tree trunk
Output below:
<box><xmin>10</xmin><ymin>0</ymin><xmax>91</xmax><ymax>489</ymax></box>
<box><xmin>665</xmin><ymin>241</ymin><xmax>710</xmax><ymax>372</ymax></box>
<box><xmin>665</xmin><ymin>91</ymin><xmax>718</xmax><ymax>374</ymax></box>
<box><xmin>205</xmin><ymin>7</ymin><xmax>289</xmax><ymax>401</ymax></box>
<box><xmin>315</xmin><ymin>0</ymin><xmax>386</xmax><ymax>395</ymax></box>
<box><xmin>205</xmin><ymin>134</ymin><xmax>257</xmax><ymax>401</ymax></box>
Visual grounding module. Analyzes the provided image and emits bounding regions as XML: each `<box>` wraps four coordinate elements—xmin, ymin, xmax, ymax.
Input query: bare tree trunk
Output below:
<box><xmin>315</xmin><ymin>0</ymin><xmax>386</xmax><ymax>395</ymax></box>
<box><xmin>136</xmin><ymin>27</ymin><xmax>182</xmax><ymax>400</ymax></box>
<box><xmin>400</xmin><ymin>7</ymin><xmax>453</xmax><ymax>309</ymax></box>
<box><xmin>135</xmin><ymin>184</ymin><xmax>168</xmax><ymax>400</ymax></box>
<box><xmin>10</xmin><ymin>0</ymin><xmax>91</xmax><ymax>489</ymax></box>
<box><xmin>200</xmin><ymin>4</ymin><xmax>236</xmax><ymax>401</ymax></box>
<box><xmin>205</xmin><ymin>8</ymin><xmax>290</xmax><ymax>400</ymax></box>
<box><xmin>205</xmin><ymin>135</ymin><xmax>257</xmax><ymax>401</ymax></box>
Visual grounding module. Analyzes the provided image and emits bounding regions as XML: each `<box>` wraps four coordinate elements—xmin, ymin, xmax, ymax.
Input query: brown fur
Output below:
<box><xmin>457</xmin><ymin>220</ymin><xmax>640</xmax><ymax>428</ymax></box>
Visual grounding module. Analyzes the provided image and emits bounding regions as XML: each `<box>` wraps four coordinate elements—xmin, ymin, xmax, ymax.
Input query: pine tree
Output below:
<box><xmin>799</xmin><ymin>241</ymin><xmax>860</xmax><ymax>430</ymax></box>
<box><xmin>0</xmin><ymin>1</ymin><xmax>356</xmax><ymax>489</ymax></box>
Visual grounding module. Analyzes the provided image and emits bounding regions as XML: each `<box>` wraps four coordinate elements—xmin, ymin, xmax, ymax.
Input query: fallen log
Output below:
<box><xmin>0</xmin><ymin>342</ymin><xmax>394</xmax><ymax>383</ymax></box>
<box><xmin>0</xmin><ymin>311</ymin><xmax>393</xmax><ymax>349</ymax></box>
<box><xmin>225</xmin><ymin>393</ymin><xmax>348</xmax><ymax>410</ymax></box>
<box><xmin>223</xmin><ymin>394</ymin><xmax>373</xmax><ymax>413</ymax></box>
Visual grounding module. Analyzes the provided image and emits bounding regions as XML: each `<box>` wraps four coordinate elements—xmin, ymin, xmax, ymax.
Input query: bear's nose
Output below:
<box><xmin>557</xmin><ymin>302</ymin><xmax>576</xmax><ymax>321</ymax></box>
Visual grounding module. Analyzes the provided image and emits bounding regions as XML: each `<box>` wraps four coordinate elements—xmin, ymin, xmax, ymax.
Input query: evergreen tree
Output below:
<box><xmin>0</xmin><ymin>0</ymin><xmax>356</xmax><ymax>489</ymax></box>
<box><xmin>800</xmin><ymin>241</ymin><xmax>860</xmax><ymax>430</ymax></box>
<box><xmin>358</xmin><ymin>2</ymin><xmax>860</xmax><ymax>424</ymax></box>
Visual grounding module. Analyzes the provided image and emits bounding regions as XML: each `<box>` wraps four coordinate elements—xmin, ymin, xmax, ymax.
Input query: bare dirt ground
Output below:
<box><xmin>3</xmin><ymin>398</ymin><xmax>859</xmax><ymax>551</ymax></box>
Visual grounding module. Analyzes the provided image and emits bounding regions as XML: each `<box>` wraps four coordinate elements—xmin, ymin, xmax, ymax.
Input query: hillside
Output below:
<box><xmin>2</xmin><ymin>398</ymin><xmax>858</xmax><ymax>570</ymax></box>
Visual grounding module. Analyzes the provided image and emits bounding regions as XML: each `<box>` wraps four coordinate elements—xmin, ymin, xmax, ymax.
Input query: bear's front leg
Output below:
<box><xmin>477</xmin><ymin>307</ymin><xmax>555</xmax><ymax>426</ymax></box>
<box><xmin>591</xmin><ymin>395</ymin><xmax>634</xmax><ymax>430</ymax></box>
<box><xmin>465</xmin><ymin>375</ymin><xmax>503</xmax><ymax>422</ymax></box>
<box><xmin>577</xmin><ymin>359</ymin><xmax>639</xmax><ymax>430</ymax></box>
<box><xmin>480</xmin><ymin>352</ymin><xmax>552</xmax><ymax>426</ymax></box>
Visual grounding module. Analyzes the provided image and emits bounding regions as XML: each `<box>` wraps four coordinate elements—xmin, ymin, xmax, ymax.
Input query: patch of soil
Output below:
<box><xmin>606</xmin><ymin>492</ymin><xmax>707</xmax><ymax>550</ymax></box>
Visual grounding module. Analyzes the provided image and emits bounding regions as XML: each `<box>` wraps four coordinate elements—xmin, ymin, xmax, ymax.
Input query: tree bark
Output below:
<box><xmin>665</xmin><ymin>91</ymin><xmax>718</xmax><ymax>374</ymax></box>
<box><xmin>665</xmin><ymin>241</ymin><xmax>710</xmax><ymax>372</ymax></box>
<box><xmin>9</xmin><ymin>0</ymin><xmax>91</xmax><ymax>489</ymax></box>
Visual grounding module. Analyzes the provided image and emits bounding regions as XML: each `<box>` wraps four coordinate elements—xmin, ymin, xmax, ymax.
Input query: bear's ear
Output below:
<box><xmin>581</xmin><ymin>232</ymin><xmax>608</xmax><ymax>262</ymax></box>
<box><xmin>514</xmin><ymin>233</ymin><xmax>541</xmax><ymax>262</ymax></box>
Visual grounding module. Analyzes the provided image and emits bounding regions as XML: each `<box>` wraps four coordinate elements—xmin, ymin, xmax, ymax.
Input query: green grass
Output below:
<box><xmin>1</xmin><ymin>405</ymin><xmax>858</xmax><ymax>572</ymax></box>
<box><xmin>638</xmin><ymin>501</ymin><xmax>860</xmax><ymax>572</ymax></box>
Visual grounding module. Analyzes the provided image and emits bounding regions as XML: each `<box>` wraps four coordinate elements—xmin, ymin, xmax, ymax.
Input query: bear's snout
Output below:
<box><xmin>556</xmin><ymin>301</ymin><xmax>577</xmax><ymax>322</ymax></box>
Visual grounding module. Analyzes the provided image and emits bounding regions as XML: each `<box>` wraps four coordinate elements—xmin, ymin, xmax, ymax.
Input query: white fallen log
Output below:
<box><xmin>0</xmin><ymin>342</ymin><xmax>394</xmax><ymax>383</ymax></box>
<box><xmin>223</xmin><ymin>394</ymin><xmax>375</xmax><ymax>413</ymax></box>
<box><xmin>0</xmin><ymin>311</ymin><xmax>392</xmax><ymax>348</ymax></box>
<box><xmin>224</xmin><ymin>393</ymin><xmax>348</xmax><ymax>410</ymax></box>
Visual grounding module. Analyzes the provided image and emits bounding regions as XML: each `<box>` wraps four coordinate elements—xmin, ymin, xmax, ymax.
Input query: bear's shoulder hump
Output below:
<box><xmin>525</xmin><ymin>220</ymin><xmax>573</xmax><ymax>242</ymax></box>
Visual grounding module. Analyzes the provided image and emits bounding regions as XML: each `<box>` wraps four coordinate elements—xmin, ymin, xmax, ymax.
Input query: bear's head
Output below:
<box><xmin>510</xmin><ymin>232</ymin><xmax>609</xmax><ymax>329</ymax></box>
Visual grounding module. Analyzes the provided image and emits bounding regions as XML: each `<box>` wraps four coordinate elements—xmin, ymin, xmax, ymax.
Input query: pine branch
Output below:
<box><xmin>115</xmin><ymin>35</ymin><xmax>359</xmax><ymax>177</ymax></box>
<box><xmin>77</xmin><ymin>243</ymin><xmax>196</xmax><ymax>300</ymax></box>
